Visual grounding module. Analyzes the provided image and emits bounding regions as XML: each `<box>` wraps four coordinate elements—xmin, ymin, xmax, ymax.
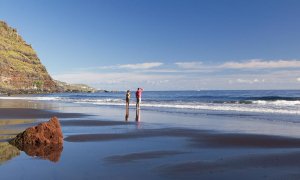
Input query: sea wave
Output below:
<box><xmin>249</xmin><ymin>96</ymin><xmax>300</xmax><ymax>101</ymax></box>
<box><xmin>218</xmin><ymin>100</ymin><xmax>300</xmax><ymax>106</ymax></box>
<box><xmin>1</xmin><ymin>96</ymin><xmax>299</xmax><ymax>115</ymax></box>
<box><xmin>251</xmin><ymin>100</ymin><xmax>300</xmax><ymax>106</ymax></box>
<box><xmin>90</xmin><ymin>101</ymin><xmax>300</xmax><ymax>115</ymax></box>
<box><xmin>74</xmin><ymin>98</ymin><xmax>124</xmax><ymax>103</ymax></box>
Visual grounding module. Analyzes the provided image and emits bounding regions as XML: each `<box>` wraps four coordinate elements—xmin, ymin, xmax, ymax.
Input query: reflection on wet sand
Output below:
<box><xmin>135</xmin><ymin>109</ymin><xmax>141</xmax><ymax>128</ymax></box>
<box><xmin>135</xmin><ymin>109</ymin><xmax>141</xmax><ymax>122</ymax></box>
<box><xmin>13</xmin><ymin>143</ymin><xmax>63</xmax><ymax>162</ymax></box>
<box><xmin>0</xmin><ymin>108</ymin><xmax>88</xmax><ymax>119</ymax></box>
<box><xmin>125</xmin><ymin>106</ymin><xmax>141</xmax><ymax>124</ymax></box>
<box><xmin>0</xmin><ymin>119</ymin><xmax>36</xmax><ymax>144</ymax></box>
<box><xmin>0</xmin><ymin>142</ymin><xmax>20</xmax><ymax>165</ymax></box>
<box><xmin>125</xmin><ymin>104</ymin><xmax>129</xmax><ymax>122</ymax></box>
<box><xmin>0</xmin><ymin>119</ymin><xmax>37</xmax><ymax>145</ymax></box>
<box><xmin>0</xmin><ymin>99</ymin><xmax>56</xmax><ymax>109</ymax></box>
<box><xmin>0</xmin><ymin>119</ymin><xmax>36</xmax><ymax>126</ymax></box>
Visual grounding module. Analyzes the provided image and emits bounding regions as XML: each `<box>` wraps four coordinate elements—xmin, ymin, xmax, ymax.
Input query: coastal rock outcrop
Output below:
<box><xmin>9</xmin><ymin>116</ymin><xmax>63</xmax><ymax>162</ymax></box>
<box><xmin>9</xmin><ymin>117</ymin><xmax>63</xmax><ymax>148</ymax></box>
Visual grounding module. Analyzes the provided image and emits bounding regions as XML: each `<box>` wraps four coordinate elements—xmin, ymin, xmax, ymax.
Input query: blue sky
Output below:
<box><xmin>1</xmin><ymin>0</ymin><xmax>300</xmax><ymax>90</ymax></box>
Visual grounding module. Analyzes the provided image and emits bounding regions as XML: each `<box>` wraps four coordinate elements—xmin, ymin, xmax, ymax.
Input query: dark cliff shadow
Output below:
<box><xmin>11</xmin><ymin>142</ymin><xmax>63</xmax><ymax>163</ymax></box>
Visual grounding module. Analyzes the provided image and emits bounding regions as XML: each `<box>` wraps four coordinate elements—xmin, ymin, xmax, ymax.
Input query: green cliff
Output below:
<box><xmin>0</xmin><ymin>21</ymin><xmax>58</xmax><ymax>93</ymax></box>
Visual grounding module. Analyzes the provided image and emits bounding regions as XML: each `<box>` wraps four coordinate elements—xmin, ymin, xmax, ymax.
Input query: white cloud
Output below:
<box><xmin>174</xmin><ymin>62</ymin><xmax>217</xmax><ymax>73</ymax></box>
<box><xmin>174</xmin><ymin>59</ymin><xmax>300</xmax><ymax>73</ymax></box>
<box><xmin>52</xmin><ymin>72</ymin><xmax>180</xmax><ymax>90</ymax></box>
<box><xmin>53</xmin><ymin>59</ymin><xmax>300</xmax><ymax>90</ymax></box>
<box><xmin>235</xmin><ymin>78</ymin><xmax>264</xmax><ymax>84</ymax></box>
<box><xmin>85</xmin><ymin>59</ymin><xmax>300</xmax><ymax>74</ymax></box>
<box><xmin>221</xmin><ymin>59</ymin><xmax>300</xmax><ymax>69</ymax></box>
<box><xmin>92</xmin><ymin>62</ymin><xmax>163</xmax><ymax>70</ymax></box>
<box><xmin>52</xmin><ymin>69</ymin><xmax>300</xmax><ymax>90</ymax></box>
<box><xmin>175</xmin><ymin>62</ymin><xmax>204</xmax><ymax>69</ymax></box>
<box><xmin>141</xmin><ymin>69</ymin><xmax>182</xmax><ymax>73</ymax></box>
<box><xmin>118</xmin><ymin>62</ymin><xmax>163</xmax><ymax>69</ymax></box>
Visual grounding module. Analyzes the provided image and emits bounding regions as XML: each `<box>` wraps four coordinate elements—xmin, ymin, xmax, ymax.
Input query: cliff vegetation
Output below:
<box><xmin>0</xmin><ymin>21</ymin><xmax>96</xmax><ymax>94</ymax></box>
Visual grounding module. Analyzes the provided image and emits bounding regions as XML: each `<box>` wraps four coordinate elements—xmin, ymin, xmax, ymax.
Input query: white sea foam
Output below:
<box><xmin>89</xmin><ymin>101</ymin><xmax>300</xmax><ymax>115</ymax></box>
<box><xmin>73</xmin><ymin>99</ymin><xmax>124</xmax><ymax>105</ymax></box>
<box><xmin>251</xmin><ymin>100</ymin><xmax>300</xmax><ymax>106</ymax></box>
<box><xmin>141</xmin><ymin>103</ymin><xmax>300</xmax><ymax>115</ymax></box>
<box><xmin>1</xmin><ymin>96</ymin><xmax>299</xmax><ymax>115</ymax></box>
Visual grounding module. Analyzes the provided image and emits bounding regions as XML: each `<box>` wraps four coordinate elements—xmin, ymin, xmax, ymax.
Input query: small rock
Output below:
<box><xmin>10</xmin><ymin>116</ymin><xmax>63</xmax><ymax>149</ymax></box>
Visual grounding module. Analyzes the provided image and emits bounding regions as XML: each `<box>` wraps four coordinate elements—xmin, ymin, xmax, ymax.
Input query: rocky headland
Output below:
<box><xmin>0</xmin><ymin>20</ymin><xmax>96</xmax><ymax>94</ymax></box>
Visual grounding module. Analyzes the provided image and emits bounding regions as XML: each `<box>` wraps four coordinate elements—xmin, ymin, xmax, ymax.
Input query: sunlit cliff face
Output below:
<box><xmin>0</xmin><ymin>21</ymin><xmax>58</xmax><ymax>93</ymax></box>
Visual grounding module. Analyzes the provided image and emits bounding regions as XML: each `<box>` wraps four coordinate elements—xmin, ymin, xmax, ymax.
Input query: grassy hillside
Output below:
<box><xmin>0</xmin><ymin>21</ymin><xmax>59</xmax><ymax>93</ymax></box>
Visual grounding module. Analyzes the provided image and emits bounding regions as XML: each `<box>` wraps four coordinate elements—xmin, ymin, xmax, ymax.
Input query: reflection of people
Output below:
<box><xmin>136</xmin><ymin>109</ymin><xmax>141</xmax><ymax>129</ymax></box>
<box><xmin>125</xmin><ymin>90</ymin><xmax>130</xmax><ymax>121</ymax></box>
<box><xmin>135</xmin><ymin>108</ymin><xmax>141</xmax><ymax>122</ymax></box>
<box><xmin>125</xmin><ymin>107</ymin><xmax>129</xmax><ymax>121</ymax></box>
<box><xmin>135</xmin><ymin>88</ymin><xmax>143</xmax><ymax>109</ymax></box>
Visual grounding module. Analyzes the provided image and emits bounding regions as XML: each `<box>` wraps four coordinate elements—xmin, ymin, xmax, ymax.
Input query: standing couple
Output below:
<box><xmin>125</xmin><ymin>88</ymin><xmax>143</xmax><ymax>122</ymax></box>
<box><xmin>125</xmin><ymin>87</ymin><xmax>143</xmax><ymax>109</ymax></box>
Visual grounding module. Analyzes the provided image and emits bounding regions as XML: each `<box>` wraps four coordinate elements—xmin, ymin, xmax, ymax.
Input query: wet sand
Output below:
<box><xmin>105</xmin><ymin>150</ymin><xmax>186</xmax><ymax>163</ymax></box>
<box><xmin>158</xmin><ymin>151</ymin><xmax>300</xmax><ymax>179</ymax></box>
<box><xmin>160</xmin><ymin>151</ymin><xmax>300</xmax><ymax>173</ymax></box>
<box><xmin>65</xmin><ymin>128</ymin><xmax>300</xmax><ymax>148</ymax></box>
<box><xmin>60</xmin><ymin>119</ymin><xmax>133</xmax><ymax>126</ymax></box>
<box><xmin>0</xmin><ymin>108</ymin><xmax>89</xmax><ymax>119</ymax></box>
<box><xmin>1</xmin><ymin>99</ymin><xmax>300</xmax><ymax>179</ymax></box>
<box><xmin>63</xmin><ymin>126</ymin><xmax>300</xmax><ymax>179</ymax></box>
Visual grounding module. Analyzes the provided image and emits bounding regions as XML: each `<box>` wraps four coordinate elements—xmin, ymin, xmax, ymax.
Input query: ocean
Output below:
<box><xmin>1</xmin><ymin>90</ymin><xmax>300</xmax><ymax>114</ymax></box>
<box><xmin>0</xmin><ymin>90</ymin><xmax>299</xmax><ymax>124</ymax></box>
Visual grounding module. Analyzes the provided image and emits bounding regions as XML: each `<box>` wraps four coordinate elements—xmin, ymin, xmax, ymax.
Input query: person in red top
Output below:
<box><xmin>135</xmin><ymin>88</ymin><xmax>143</xmax><ymax>109</ymax></box>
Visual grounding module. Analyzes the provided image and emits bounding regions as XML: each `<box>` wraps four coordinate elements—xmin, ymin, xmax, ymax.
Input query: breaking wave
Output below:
<box><xmin>1</xmin><ymin>93</ymin><xmax>299</xmax><ymax>115</ymax></box>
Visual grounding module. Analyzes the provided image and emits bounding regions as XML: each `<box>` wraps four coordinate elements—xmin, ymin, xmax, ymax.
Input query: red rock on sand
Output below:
<box><xmin>10</xmin><ymin>116</ymin><xmax>63</xmax><ymax>149</ymax></box>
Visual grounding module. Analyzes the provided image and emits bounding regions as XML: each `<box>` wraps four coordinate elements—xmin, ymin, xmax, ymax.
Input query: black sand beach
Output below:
<box><xmin>0</xmin><ymin>108</ymin><xmax>88</xmax><ymax>119</ymax></box>
<box><xmin>0</xmin><ymin>99</ymin><xmax>300</xmax><ymax>179</ymax></box>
